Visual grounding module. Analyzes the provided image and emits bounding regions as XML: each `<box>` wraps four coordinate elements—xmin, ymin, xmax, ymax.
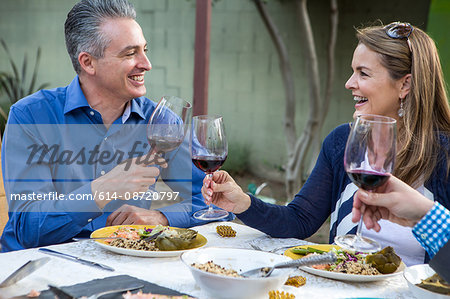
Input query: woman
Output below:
<box><xmin>203</xmin><ymin>22</ymin><xmax>450</xmax><ymax>266</ymax></box>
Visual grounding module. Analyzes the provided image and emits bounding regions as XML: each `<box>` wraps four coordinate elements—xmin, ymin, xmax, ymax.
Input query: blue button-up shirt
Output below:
<box><xmin>413</xmin><ymin>201</ymin><xmax>450</xmax><ymax>258</ymax></box>
<box><xmin>1</xmin><ymin>76</ymin><xmax>233</xmax><ymax>251</ymax></box>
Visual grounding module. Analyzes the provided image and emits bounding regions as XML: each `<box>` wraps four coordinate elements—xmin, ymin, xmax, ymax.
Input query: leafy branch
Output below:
<box><xmin>0</xmin><ymin>39</ymin><xmax>50</xmax><ymax>121</ymax></box>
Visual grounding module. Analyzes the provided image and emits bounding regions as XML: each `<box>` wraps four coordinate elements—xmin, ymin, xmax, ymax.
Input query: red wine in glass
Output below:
<box><xmin>347</xmin><ymin>169</ymin><xmax>390</xmax><ymax>191</ymax></box>
<box><xmin>147</xmin><ymin>96</ymin><xmax>192</xmax><ymax>161</ymax></box>
<box><xmin>148</xmin><ymin>136</ymin><xmax>183</xmax><ymax>154</ymax></box>
<box><xmin>192</xmin><ymin>155</ymin><xmax>227</xmax><ymax>173</ymax></box>
<box><xmin>191</xmin><ymin>115</ymin><xmax>229</xmax><ymax>221</ymax></box>
<box><xmin>334</xmin><ymin>114</ymin><xmax>396</xmax><ymax>253</ymax></box>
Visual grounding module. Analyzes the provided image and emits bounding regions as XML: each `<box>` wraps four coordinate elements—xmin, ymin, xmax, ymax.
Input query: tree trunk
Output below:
<box><xmin>284</xmin><ymin>0</ymin><xmax>321</xmax><ymax>199</ymax></box>
<box><xmin>252</xmin><ymin>0</ymin><xmax>338</xmax><ymax>200</ymax></box>
<box><xmin>253</xmin><ymin>0</ymin><xmax>297</xmax><ymax>155</ymax></box>
<box><xmin>307</xmin><ymin>0</ymin><xmax>338</xmax><ymax>174</ymax></box>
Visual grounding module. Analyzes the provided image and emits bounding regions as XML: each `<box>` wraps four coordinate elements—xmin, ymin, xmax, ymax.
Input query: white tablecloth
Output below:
<box><xmin>0</xmin><ymin>222</ymin><xmax>416</xmax><ymax>299</ymax></box>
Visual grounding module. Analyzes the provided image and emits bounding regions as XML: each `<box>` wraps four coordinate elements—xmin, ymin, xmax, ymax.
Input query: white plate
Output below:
<box><xmin>91</xmin><ymin>225</ymin><xmax>207</xmax><ymax>258</ymax></box>
<box><xmin>403</xmin><ymin>264</ymin><xmax>450</xmax><ymax>299</ymax></box>
<box><xmin>299</xmin><ymin>262</ymin><xmax>405</xmax><ymax>282</ymax></box>
<box><xmin>284</xmin><ymin>244</ymin><xmax>405</xmax><ymax>282</ymax></box>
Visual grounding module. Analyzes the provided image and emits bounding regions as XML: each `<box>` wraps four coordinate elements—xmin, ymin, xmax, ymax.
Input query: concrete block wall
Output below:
<box><xmin>0</xmin><ymin>0</ymin><xmax>437</xmax><ymax>181</ymax></box>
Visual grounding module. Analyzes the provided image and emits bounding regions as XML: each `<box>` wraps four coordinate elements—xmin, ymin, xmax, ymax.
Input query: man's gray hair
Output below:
<box><xmin>64</xmin><ymin>0</ymin><xmax>136</xmax><ymax>74</ymax></box>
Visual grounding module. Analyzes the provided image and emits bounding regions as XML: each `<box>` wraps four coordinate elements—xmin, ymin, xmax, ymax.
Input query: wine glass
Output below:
<box><xmin>334</xmin><ymin>114</ymin><xmax>397</xmax><ymax>252</ymax></box>
<box><xmin>147</xmin><ymin>96</ymin><xmax>192</xmax><ymax>161</ymax></box>
<box><xmin>191</xmin><ymin>115</ymin><xmax>229</xmax><ymax>220</ymax></box>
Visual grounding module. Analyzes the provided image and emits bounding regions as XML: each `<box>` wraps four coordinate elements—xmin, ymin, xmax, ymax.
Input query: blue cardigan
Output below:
<box><xmin>238</xmin><ymin>124</ymin><xmax>450</xmax><ymax>257</ymax></box>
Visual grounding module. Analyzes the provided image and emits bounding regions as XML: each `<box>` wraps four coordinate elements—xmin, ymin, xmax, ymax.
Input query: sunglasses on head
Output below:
<box><xmin>384</xmin><ymin>22</ymin><xmax>414</xmax><ymax>53</ymax></box>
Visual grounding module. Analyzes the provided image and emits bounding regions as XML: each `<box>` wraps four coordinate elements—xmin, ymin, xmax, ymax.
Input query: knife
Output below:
<box><xmin>72</xmin><ymin>237</ymin><xmax>125</xmax><ymax>241</ymax></box>
<box><xmin>38</xmin><ymin>248</ymin><xmax>115</xmax><ymax>272</ymax></box>
<box><xmin>73</xmin><ymin>230</ymin><xmax>163</xmax><ymax>242</ymax></box>
<box><xmin>0</xmin><ymin>257</ymin><xmax>50</xmax><ymax>287</ymax></box>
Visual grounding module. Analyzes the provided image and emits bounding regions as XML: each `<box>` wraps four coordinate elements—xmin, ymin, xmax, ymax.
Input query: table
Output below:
<box><xmin>0</xmin><ymin>222</ymin><xmax>416</xmax><ymax>299</ymax></box>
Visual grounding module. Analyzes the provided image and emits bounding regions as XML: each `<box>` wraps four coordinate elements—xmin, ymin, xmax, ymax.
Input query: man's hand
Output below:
<box><xmin>106</xmin><ymin>204</ymin><xmax>169</xmax><ymax>226</ymax></box>
<box><xmin>352</xmin><ymin>175</ymin><xmax>434</xmax><ymax>231</ymax></box>
<box><xmin>91</xmin><ymin>155</ymin><xmax>167</xmax><ymax>209</ymax></box>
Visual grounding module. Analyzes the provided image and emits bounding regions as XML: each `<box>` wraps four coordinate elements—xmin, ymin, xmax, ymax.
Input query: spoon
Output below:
<box><xmin>240</xmin><ymin>252</ymin><xmax>337</xmax><ymax>278</ymax></box>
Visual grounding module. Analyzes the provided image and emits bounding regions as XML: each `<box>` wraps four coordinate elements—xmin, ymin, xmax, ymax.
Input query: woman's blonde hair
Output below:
<box><xmin>356</xmin><ymin>22</ymin><xmax>450</xmax><ymax>187</ymax></box>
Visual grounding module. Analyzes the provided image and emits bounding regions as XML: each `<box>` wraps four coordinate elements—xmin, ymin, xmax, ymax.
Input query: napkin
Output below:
<box><xmin>19</xmin><ymin>275</ymin><xmax>190</xmax><ymax>298</ymax></box>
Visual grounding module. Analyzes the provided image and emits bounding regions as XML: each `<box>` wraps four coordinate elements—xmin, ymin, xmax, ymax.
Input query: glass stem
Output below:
<box><xmin>206</xmin><ymin>173</ymin><xmax>214</xmax><ymax>214</ymax></box>
<box><xmin>355</xmin><ymin>199</ymin><xmax>367</xmax><ymax>239</ymax></box>
<box><xmin>356</xmin><ymin>215</ymin><xmax>364</xmax><ymax>239</ymax></box>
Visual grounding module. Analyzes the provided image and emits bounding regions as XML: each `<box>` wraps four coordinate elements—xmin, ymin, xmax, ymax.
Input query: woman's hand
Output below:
<box><xmin>201</xmin><ymin>170</ymin><xmax>251</xmax><ymax>214</ymax></box>
<box><xmin>352</xmin><ymin>175</ymin><xmax>434</xmax><ymax>231</ymax></box>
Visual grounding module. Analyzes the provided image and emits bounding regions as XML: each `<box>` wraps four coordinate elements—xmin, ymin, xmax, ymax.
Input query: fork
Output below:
<box><xmin>250</xmin><ymin>243</ymin><xmax>282</xmax><ymax>253</ymax></box>
<box><xmin>268</xmin><ymin>245</ymin><xmax>303</xmax><ymax>254</ymax></box>
<box><xmin>249</xmin><ymin>243</ymin><xmax>263</xmax><ymax>251</ymax></box>
<box><xmin>143</xmin><ymin>230</ymin><xmax>163</xmax><ymax>243</ymax></box>
<box><xmin>250</xmin><ymin>243</ymin><xmax>299</xmax><ymax>254</ymax></box>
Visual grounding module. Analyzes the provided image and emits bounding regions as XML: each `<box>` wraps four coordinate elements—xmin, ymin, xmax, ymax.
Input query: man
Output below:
<box><xmin>1</xmin><ymin>0</ymin><xmax>232</xmax><ymax>251</ymax></box>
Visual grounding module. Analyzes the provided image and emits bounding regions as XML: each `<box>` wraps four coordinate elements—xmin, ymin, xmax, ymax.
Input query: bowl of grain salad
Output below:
<box><xmin>180</xmin><ymin>247</ymin><xmax>293</xmax><ymax>299</ymax></box>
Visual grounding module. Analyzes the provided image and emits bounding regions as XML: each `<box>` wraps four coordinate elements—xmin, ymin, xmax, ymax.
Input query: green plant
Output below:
<box><xmin>222</xmin><ymin>142</ymin><xmax>250</xmax><ymax>176</ymax></box>
<box><xmin>0</xmin><ymin>72</ymin><xmax>10</xmax><ymax>121</ymax></box>
<box><xmin>0</xmin><ymin>39</ymin><xmax>50</xmax><ymax>122</ymax></box>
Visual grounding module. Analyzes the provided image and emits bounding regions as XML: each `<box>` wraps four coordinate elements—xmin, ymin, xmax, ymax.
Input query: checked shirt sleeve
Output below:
<box><xmin>412</xmin><ymin>202</ymin><xmax>450</xmax><ymax>258</ymax></box>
